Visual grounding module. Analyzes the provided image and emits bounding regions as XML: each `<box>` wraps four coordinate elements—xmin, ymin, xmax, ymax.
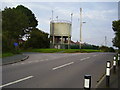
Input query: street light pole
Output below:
<box><xmin>80</xmin><ymin>8</ymin><xmax>82</xmax><ymax>49</ymax></box>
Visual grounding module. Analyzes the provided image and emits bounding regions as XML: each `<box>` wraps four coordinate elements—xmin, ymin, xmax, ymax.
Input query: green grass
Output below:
<box><xmin>22</xmin><ymin>48</ymin><xmax>101</xmax><ymax>53</ymax></box>
<box><xmin>22</xmin><ymin>49</ymin><xmax>64</xmax><ymax>53</ymax></box>
<box><xmin>2</xmin><ymin>52</ymin><xmax>15</xmax><ymax>58</ymax></box>
<box><xmin>1</xmin><ymin>49</ymin><xmax>101</xmax><ymax>58</ymax></box>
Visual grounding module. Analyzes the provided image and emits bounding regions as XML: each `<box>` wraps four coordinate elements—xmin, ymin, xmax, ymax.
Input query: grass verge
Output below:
<box><xmin>2</xmin><ymin>49</ymin><xmax>101</xmax><ymax>58</ymax></box>
<box><xmin>2</xmin><ymin>52</ymin><xmax>15</xmax><ymax>58</ymax></box>
<box><xmin>22</xmin><ymin>48</ymin><xmax>101</xmax><ymax>53</ymax></box>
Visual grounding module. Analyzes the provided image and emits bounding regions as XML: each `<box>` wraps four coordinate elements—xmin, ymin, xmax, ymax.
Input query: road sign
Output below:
<box><xmin>14</xmin><ymin>42</ymin><xmax>18</xmax><ymax>47</ymax></box>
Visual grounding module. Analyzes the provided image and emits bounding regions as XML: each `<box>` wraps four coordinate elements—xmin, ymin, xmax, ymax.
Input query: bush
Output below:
<box><xmin>99</xmin><ymin>46</ymin><xmax>115</xmax><ymax>52</ymax></box>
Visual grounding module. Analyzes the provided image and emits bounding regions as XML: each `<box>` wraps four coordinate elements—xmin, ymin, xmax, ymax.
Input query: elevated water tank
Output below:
<box><xmin>50</xmin><ymin>20</ymin><xmax>72</xmax><ymax>36</ymax></box>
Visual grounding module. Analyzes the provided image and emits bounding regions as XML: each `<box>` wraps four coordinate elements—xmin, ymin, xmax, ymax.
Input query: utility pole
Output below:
<box><xmin>68</xmin><ymin>13</ymin><xmax>73</xmax><ymax>49</ymax></box>
<box><xmin>52</xmin><ymin>10</ymin><xmax>55</xmax><ymax>48</ymax></box>
<box><xmin>105</xmin><ymin>36</ymin><xmax>107</xmax><ymax>46</ymax></box>
<box><xmin>80</xmin><ymin>8</ymin><xmax>82</xmax><ymax>49</ymax></box>
<box><xmin>71</xmin><ymin>13</ymin><xmax>73</xmax><ymax>23</ymax></box>
<box><xmin>56</xmin><ymin>16</ymin><xmax>58</xmax><ymax>21</ymax></box>
<box><xmin>52</xmin><ymin>10</ymin><xmax>53</xmax><ymax>21</ymax></box>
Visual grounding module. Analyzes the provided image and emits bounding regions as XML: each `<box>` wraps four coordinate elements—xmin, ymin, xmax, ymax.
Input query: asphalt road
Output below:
<box><xmin>2</xmin><ymin>52</ymin><xmax>115</xmax><ymax>88</ymax></box>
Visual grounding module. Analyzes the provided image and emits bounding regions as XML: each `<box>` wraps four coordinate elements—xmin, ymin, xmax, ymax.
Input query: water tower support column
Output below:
<box><xmin>53</xmin><ymin>36</ymin><xmax>55</xmax><ymax>48</ymax></box>
<box><xmin>68</xmin><ymin>36</ymin><xmax>70</xmax><ymax>49</ymax></box>
<box><xmin>61</xmin><ymin>35</ymin><xmax>63</xmax><ymax>49</ymax></box>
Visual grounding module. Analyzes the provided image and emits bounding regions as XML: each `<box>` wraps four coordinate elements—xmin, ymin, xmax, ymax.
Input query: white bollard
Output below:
<box><xmin>118</xmin><ymin>54</ymin><xmax>120</xmax><ymax>66</ymax></box>
<box><xmin>84</xmin><ymin>75</ymin><xmax>91</xmax><ymax>90</ymax></box>
<box><xmin>106</xmin><ymin>61</ymin><xmax>111</xmax><ymax>87</ymax></box>
<box><xmin>114</xmin><ymin>56</ymin><xmax>116</xmax><ymax>60</ymax></box>
<box><xmin>113</xmin><ymin>60</ymin><xmax>116</xmax><ymax>73</ymax></box>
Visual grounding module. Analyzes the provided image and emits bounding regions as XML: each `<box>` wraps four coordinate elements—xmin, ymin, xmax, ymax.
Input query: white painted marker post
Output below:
<box><xmin>84</xmin><ymin>75</ymin><xmax>91</xmax><ymax>90</ymax></box>
<box><xmin>118</xmin><ymin>54</ymin><xmax>120</xmax><ymax>66</ymax></box>
<box><xmin>114</xmin><ymin>56</ymin><xmax>116</xmax><ymax>61</ymax></box>
<box><xmin>113</xmin><ymin>60</ymin><xmax>116</xmax><ymax>73</ymax></box>
<box><xmin>106</xmin><ymin>61</ymin><xmax>111</xmax><ymax>87</ymax></box>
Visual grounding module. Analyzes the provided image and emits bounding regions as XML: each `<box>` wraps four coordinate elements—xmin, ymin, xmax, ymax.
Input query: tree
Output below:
<box><xmin>2</xmin><ymin>5</ymin><xmax>38</xmax><ymax>40</ymax></box>
<box><xmin>2</xmin><ymin>5</ymin><xmax>38</xmax><ymax>52</ymax></box>
<box><xmin>112</xmin><ymin>20</ymin><xmax>120</xmax><ymax>50</ymax></box>
<box><xmin>24</xmin><ymin>28</ymin><xmax>49</xmax><ymax>49</ymax></box>
<box><xmin>99</xmin><ymin>46</ymin><xmax>115</xmax><ymax>52</ymax></box>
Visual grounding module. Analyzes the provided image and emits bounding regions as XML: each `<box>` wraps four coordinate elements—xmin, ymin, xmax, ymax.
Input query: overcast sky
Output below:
<box><xmin>1</xmin><ymin>0</ymin><xmax>119</xmax><ymax>47</ymax></box>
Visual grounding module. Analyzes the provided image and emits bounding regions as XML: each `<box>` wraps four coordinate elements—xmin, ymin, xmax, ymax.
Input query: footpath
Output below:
<box><xmin>2</xmin><ymin>54</ymin><xmax>29</xmax><ymax>65</ymax></box>
<box><xmin>96</xmin><ymin>58</ymin><xmax>120</xmax><ymax>89</ymax></box>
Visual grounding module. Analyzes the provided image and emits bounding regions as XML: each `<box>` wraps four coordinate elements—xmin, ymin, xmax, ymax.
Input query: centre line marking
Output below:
<box><xmin>0</xmin><ymin>76</ymin><xmax>34</xmax><ymax>88</ymax></box>
<box><xmin>52</xmin><ymin>62</ymin><xmax>74</xmax><ymax>70</ymax></box>
<box><xmin>86</xmin><ymin>57</ymin><xmax>90</xmax><ymax>59</ymax></box>
<box><xmin>21</xmin><ymin>63</ymin><xmax>25</xmax><ymax>64</ymax></box>
<box><xmin>40</xmin><ymin>60</ymin><xmax>44</xmax><ymax>61</ymax></box>
<box><xmin>80</xmin><ymin>58</ymin><xmax>86</xmax><ymax>61</ymax></box>
<box><xmin>34</xmin><ymin>60</ymin><xmax>39</xmax><ymax>62</ymax></box>
<box><xmin>80</xmin><ymin>57</ymin><xmax>90</xmax><ymax>61</ymax></box>
<box><xmin>45</xmin><ymin>59</ymin><xmax>48</xmax><ymax>61</ymax></box>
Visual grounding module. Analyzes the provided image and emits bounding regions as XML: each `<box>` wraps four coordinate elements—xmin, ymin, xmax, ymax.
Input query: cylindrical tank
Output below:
<box><xmin>50</xmin><ymin>20</ymin><xmax>72</xmax><ymax>37</ymax></box>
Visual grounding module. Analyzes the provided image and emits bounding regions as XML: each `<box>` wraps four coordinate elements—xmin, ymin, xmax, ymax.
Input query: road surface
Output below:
<box><xmin>2</xmin><ymin>52</ymin><xmax>115</xmax><ymax>88</ymax></box>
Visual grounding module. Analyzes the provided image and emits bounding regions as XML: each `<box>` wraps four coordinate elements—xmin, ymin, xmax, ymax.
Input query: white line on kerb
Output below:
<box><xmin>52</xmin><ymin>62</ymin><xmax>74</xmax><ymax>70</ymax></box>
<box><xmin>21</xmin><ymin>63</ymin><xmax>25</xmax><ymax>64</ymax></box>
<box><xmin>96</xmin><ymin>64</ymin><xmax>114</xmax><ymax>88</ymax></box>
<box><xmin>0</xmin><ymin>76</ymin><xmax>34</xmax><ymax>88</ymax></box>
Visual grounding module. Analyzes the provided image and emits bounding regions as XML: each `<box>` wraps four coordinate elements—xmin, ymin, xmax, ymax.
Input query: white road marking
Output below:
<box><xmin>45</xmin><ymin>59</ymin><xmax>48</xmax><ymax>61</ymax></box>
<box><xmin>34</xmin><ymin>60</ymin><xmax>39</xmax><ymax>62</ymax></box>
<box><xmin>28</xmin><ymin>61</ymin><xmax>33</xmax><ymax>63</ymax></box>
<box><xmin>11</xmin><ymin>64</ymin><xmax>15</xmax><ymax>66</ymax></box>
<box><xmin>86</xmin><ymin>57</ymin><xmax>90</xmax><ymax>59</ymax></box>
<box><xmin>40</xmin><ymin>60</ymin><xmax>44</xmax><ymax>61</ymax></box>
<box><xmin>40</xmin><ymin>59</ymin><xmax>49</xmax><ymax>62</ymax></box>
<box><xmin>80</xmin><ymin>58</ymin><xmax>86</xmax><ymax>61</ymax></box>
<box><xmin>0</xmin><ymin>76</ymin><xmax>34</xmax><ymax>88</ymax></box>
<box><xmin>80</xmin><ymin>57</ymin><xmax>90</xmax><ymax>61</ymax></box>
<box><xmin>21</xmin><ymin>63</ymin><xmax>25</xmax><ymax>65</ymax></box>
<box><xmin>11</xmin><ymin>63</ymin><xmax>19</xmax><ymax>66</ymax></box>
<box><xmin>93</xmin><ymin>55</ymin><xmax>97</xmax><ymax>57</ymax></box>
<box><xmin>96</xmin><ymin>63</ymin><xmax>114</xmax><ymax>88</ymax></box>
<box><xmin>52</xmin><ymin>62</ymin><xmax>74</xmax><ymax>70</ymax></box>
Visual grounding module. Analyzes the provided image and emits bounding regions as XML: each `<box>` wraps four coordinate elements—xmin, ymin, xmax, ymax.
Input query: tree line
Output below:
<box><xmin>112</xmin><ymin>20</ymin><xmax>120</xmax><ymax>53</ymax></box>
<box><xmin>2</xmin><ymin>5</ymin><xmax>49</xmax><ymax>53</ymax></box>
<box><xmin>2</xmin><ymin>5</ymin><xmax>118</xmax><ymax>54</ymax></box>
<box><xmin>70</xmin><ymin>44</ymin><xmax>115</xmax><ymax>52</ymax></box>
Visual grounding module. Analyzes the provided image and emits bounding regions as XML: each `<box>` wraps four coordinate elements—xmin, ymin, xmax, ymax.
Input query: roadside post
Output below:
<box><xmin>106</xmin><ymin>61</ymin><xmax>111</xmax><ymax>87</ymax></box>
<box><xmin>113</xmin><ymin>57</ymin><xmax>117</xmax><ymax>73</ymax></box>
<box><xmin>14</xmin><ymin>42</ymin><xmax>19</xmax><ymax>51</ymax></box>
<box><xmin>84</xmin><ymin>75</ymin><xmax>91</xmax><ymax>90</ymax></box>
<box><xmin>118</xmin><ymin>54</ymin><xmax>120</xmax><ymax>66</ymax></box>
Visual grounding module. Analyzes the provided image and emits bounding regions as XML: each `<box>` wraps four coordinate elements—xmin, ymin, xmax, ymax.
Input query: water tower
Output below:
<box><xmin>50</xmin><ymin>20</ymin><xmax>72</xmax><ymax>49</ymax></box>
